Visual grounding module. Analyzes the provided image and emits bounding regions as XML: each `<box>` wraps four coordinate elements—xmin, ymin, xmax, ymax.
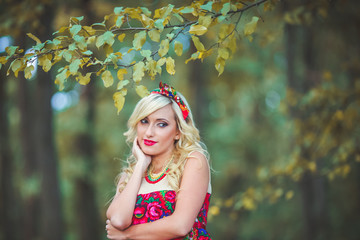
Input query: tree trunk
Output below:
<box><xmin>0</xmin><ymin>61</ymin><xmax>19</xmax><ymax>240</ymax></box>
<box><xmin>16</xmin><ymin>33</ymin><xmax>41</xmax><ymax>240</ymax></box>
<box><xmin>74</xmin><ymin>83</ymin><xmax>102</xmax><ymax>240</ymax></box>
<box><xmin>34</xmin><ymin>4</ymin><xmax>64</xmax><ymax>240</ymax></box>
<box><xmin>73</xmin><ymin>1</ymin><xmax>102</xmax><ymax>239</ymax></box>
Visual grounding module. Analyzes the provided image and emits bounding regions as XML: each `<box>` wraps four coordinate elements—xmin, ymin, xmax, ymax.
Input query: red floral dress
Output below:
<box><xmin>131</xmin><ymin>190</ymin><xmax>212</xmax><ymax>239</ymax></box>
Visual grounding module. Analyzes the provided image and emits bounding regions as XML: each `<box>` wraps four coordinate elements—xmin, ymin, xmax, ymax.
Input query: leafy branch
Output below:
<box><xmin>0</xmin><ymin>0</ymin><xmax>274</xmax><ymax>113</ymax></box>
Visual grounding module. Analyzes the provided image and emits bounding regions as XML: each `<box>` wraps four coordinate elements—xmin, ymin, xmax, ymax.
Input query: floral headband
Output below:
<box><xmin>150</xmin><ymin>82</ymin><xmax>189</xmax><ymax>120</ymax></box>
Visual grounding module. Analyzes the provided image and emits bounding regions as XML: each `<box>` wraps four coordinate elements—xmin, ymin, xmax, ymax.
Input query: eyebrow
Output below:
<box><xmin>155</xmin><ymin>118</ymin><xmax>170</xmax><ymax>122</ymax></box>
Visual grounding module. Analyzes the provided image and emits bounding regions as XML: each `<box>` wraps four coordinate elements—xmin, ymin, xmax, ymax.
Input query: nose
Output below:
<box><xmin>145</xmin><ymin>124</ymin><xmax>155</xmax><ymax>137</ymax></box>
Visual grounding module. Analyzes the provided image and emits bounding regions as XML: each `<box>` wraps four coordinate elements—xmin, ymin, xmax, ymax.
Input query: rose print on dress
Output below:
<box><xmin>132</xmin><ymin>190</ymin><xmax>211</xmax><ymax>239</ymax></box>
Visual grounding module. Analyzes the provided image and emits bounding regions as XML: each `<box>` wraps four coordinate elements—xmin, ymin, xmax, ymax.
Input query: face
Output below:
<box><xmin>136</xmin><ymin>104</ymin><xmax>180</xmax><ymax>159</ymax></box>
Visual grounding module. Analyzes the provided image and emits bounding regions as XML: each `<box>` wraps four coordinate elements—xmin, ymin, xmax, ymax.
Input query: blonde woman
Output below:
<box><xmin>106</xmin><ymin>82</ymin><xmax>212</xmax><ymax>239</ymax></box>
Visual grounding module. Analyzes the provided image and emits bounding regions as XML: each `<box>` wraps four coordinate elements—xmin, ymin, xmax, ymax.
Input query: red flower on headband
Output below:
<box><xmin>151</xmin><ymin>82</ymin><xmax>189</xmax><ymax>120</ymax></box>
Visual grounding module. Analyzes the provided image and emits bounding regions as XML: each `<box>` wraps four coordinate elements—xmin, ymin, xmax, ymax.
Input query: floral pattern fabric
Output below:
<box><xmin>131</xmin><ymin>190</ymin><xmax>211</xmax><ymax>239</ymax></box>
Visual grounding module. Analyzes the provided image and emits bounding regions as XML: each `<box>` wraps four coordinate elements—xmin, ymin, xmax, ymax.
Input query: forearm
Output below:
<box><xmin>124</xmin><ymin>215</ymin><xmax>191</xmax><ymax>240</ymax></box>
<box><xmin>106</xmin><ymin>166</ymin><xmax>144</xmax><ymax>229</ymax></box>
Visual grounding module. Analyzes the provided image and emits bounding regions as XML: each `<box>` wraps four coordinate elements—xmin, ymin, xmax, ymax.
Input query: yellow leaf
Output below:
<box><xmin>117</xmin><ymin>79</ymin><xmax>129</xmax><ymax>90</ymax></box>
<box><xmin>83</xmin><ymin>26</ymin><xmax>96</xmax><ymax>35</ymax></box>
<box><xmin>42</xmin><ymin>58</ymin><xmax>52</xmax><ymax>72</ymax></box>
<box><xmin>118</xmin><ymin>33</ymin><xmax>126</xmax><ymax>42</ymax></box>
<box><xmin>148</xmin><ymin>29</ymin><xmax>160</xmax><ymax>42</ymax></box>
<box><xmin>101</xmin><ymin>70</ymin><xmax>114</xmax><ymax>88</ymax></box>
<box><xmin>174</xmin><ymin>41</ymin><xmax>183</xmax><ymax>56</ymax></box>
<box><xmin>166</xmin><ymin>57</ymin><xmax>175</xmax><ymax>75</ymax></box>
<box><xmin>199</xmin><ymin>49</ymin><xmax>213</xmax><ymax>61</ymax></box>
<box><xmin>133</xmin><ymin>62</ymin><xmax>145</xmax><ymax>83</ymax></box>
<box><xmin>189</xmin><ymin>25</ymin><xmax>208</xmax><ymax>36</ymax></box>
<box><xmin>218</xmin><ymin>48</ymin><xmax>229</xmax><ymax>60</ymax></box>
<box><xmin>208</xmin><ymin>206</ymin><xmax>220</xmax><ymax>216</ymax></box>
<box><xmin>77</xmin><ymin>72</ymin><xmax>92</xmax><ymax>85</ymax></box>
<box><xmin>136</xmin><ymin>85</ymin><xmax>150</xmax><ymax>98</ymax></box>
<box><xmin>244</xmin><ymin>16</ymin><xmax>259</xmax><ymax>36</ymax></box>
<box><xmin>133</xmin><ymin>31</ymin><xmax>147</xmax><ymax>50</ymax></box>
<box><xmin>157</xmin><ymin>57</ymin><xmax>166</xmax><ymax>67</ymax></box>
<box><xmin>158</xmin><ymin>39</ymin><xmax>169</xmax><ymax>57</ymax></box>
<box><xmin>26</xmin><ymin>33</ymin><xmax>41</xmax><ymax>44</ymax></box>
<box><xmin>198</xmin><ymin>15</ymin><xmax>213</xmax><ymax>28</ymax></box>
<box><xmin>215</xmin><ymin>56</ymin><xmax>225</xmax><ymax>76</ymax></box>
<box><xmin>242</xmin><ymin>196</ymin><xmax>256</xmax><ymax>210</ymax></box>
<box><xmin>146</xmin><ymin>59</ymin><xmax>161</xmax><ymax>79</ymax></box>
<box><xmin>24</xmin><ymin>65</ymin><xmax>34</xmax><ymax>79</ymax></box>
<box><xmin>285</xmin><ymin>191</ymin><xmax>294</xmax><ymax>200</ymax></box>
<box><xmin>191</xmin><ymin>36</ymin><xmax>205</xmax><ymax>52</ymax></box>
<box><xmin>11</xmin><ymin>59</ymin><xmax>23</xmax><ymax>77</ymax></box>
<box><xmin>113</xmin><ymin>90</ymin><xmax>127</xmax><ymax>114</ymax></box>
<box><xmin>117</xmin><ymin>68</ymin><xmax>128</xmax><ymax>81</ymax></box>
<box><xmin>308</xmin><ymin>162</ymin><xmax>316</xmax><ymax>172</ymax></box>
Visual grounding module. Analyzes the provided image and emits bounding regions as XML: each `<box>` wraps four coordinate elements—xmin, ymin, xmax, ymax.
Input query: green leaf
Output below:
<box><xmin>69</xmin><ymin>59</ymin><xmax>81</xmax><ymax>74</ymax></box>
<box><xmin>217</xmin><ymin>15</ymin><xmax>226</xmax><ymax>23</ymax></box>
<box><xmin>117</xmin><ymin>79</ymin><xmax>129</xmax><ymax>90</ymax></box>
<box><xmin>70</xmin><ymin>25</ymin><xmax>82</xmax><ymax>36</ymax></box>
<box><xmin>221</xmin><ymin>3</ymin><xmax>231</xmax><ymax>16</ymax></box>
<box><xmin>115</xmin><ymin>16</ymin><xmax>124</xmax><ymax>28</ymax></box>
<box><xmin>63</xmin><ymin>51</ymin><xmax>72</xmax><ymax>62</ymax></box>
<box><xmin>140</xmin><ymin>50</ymin><xmax>152</xmax><ymax>60</ymax></box>
<box><xmin>173</xmin><ymin>13</ymin><xmax>184</xmax><ymax>23</ymax></box>
<box><xmin>114</xmin><ymin>7</ymin><xmax>124</xmax><ymax>15</ymax></box>
<box><xmin>82</xmin><ymin>50</ymin><xmax>93</xmax><ymax>55</ymax></box>
<box><xmin>133</xmin><ymin>31</ymin><xmax>147</xmax><ymax>50</ymax></box>
<box><xmin>6</xmin><ymin>46</ymin><xmax>19</xmax><ymax>57</ymax></box>
<box><xmin>71</xmin><ymin>16</ymin><xmax>84</xmax><ymax>23</ymax></box>
<box><xmin>154</xmin><ymin>19</ymin><xmax>165</xmax><ymax>32</ymax></box>
<box><xmin>101</xmin><ymin>70</ymin><xmax>114</xmax><ymax>88</ymax></box>
<box><xmin>201</xmin><ymin>2</ymin><xmax>213</xmax><ymax>12</ymax></box>
<box><xmin>180</xmin><ymin>6</ymin><xmax>194</xmax><ymax>14</ymax></box>
<box><xmin>140</xmin><ymin>7</ymin><xmax>152</xmax><ymax>17</ymax></box>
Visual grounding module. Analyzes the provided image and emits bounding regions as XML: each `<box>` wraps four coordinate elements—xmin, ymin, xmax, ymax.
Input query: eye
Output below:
<box><xmin>140</xmin><ymin>119</ymin><xmax>148</xmax><ymax>124</ymax></box>
<box><xmin>158</xmin><ymin>122</ymin><xmax>168</xmax><ymax>127</ymax></box>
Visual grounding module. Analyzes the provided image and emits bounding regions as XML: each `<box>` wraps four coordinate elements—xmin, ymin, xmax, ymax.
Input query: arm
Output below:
<box><xmin>106</xmin><ymin>151</ymin><xmax>210</xmax><ymax>239</ymax></box>
<box><xmin>106</xmin><ymin>138</ymin><xmax>151</xmax><ymax>230</ymax></box>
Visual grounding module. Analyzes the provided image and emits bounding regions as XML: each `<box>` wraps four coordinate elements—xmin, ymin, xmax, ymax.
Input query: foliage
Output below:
<box><xmin>0</xmin><ymin>0</ymin><xmax>274</xmax><ymax>113</ymax></box>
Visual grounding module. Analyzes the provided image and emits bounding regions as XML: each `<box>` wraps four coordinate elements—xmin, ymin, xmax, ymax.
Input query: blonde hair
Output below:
<box><xmin>117</xmin><ymin>92</ymin><xmax>209</xmax><ymax>192</ymax></box>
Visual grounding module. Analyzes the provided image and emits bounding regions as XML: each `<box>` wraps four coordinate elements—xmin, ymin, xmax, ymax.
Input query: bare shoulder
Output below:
<box><xmin>184</xmin><ymin>151</ymin><xmax>209</xmax><ymax>172</ymax></box>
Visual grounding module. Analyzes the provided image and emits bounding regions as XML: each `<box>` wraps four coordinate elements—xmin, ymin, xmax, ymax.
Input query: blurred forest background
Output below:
<box><xmin>1</xmin><ymin>0</ymin><xmax>360</xmax><ymax>240</ymax></box>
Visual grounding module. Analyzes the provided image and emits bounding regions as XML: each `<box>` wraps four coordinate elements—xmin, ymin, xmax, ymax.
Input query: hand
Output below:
<box><xmin>132</xmin><ymin>137</ymin><xmax>151</xmax><ymax>172</ymax></box>
<box><xmin>106</xmin><ymin>219</ymin><xmax>128</xmax><ymax>240</ymax></box>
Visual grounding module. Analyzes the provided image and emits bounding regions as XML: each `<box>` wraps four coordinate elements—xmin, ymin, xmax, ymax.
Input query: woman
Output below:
<box><xmin>106</xmin><ymin>82</ymin><xmax>212</xmax><ymax>239</ymax></box>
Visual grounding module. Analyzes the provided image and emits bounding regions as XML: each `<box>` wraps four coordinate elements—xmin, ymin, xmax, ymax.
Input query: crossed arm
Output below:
<box><xmin>106</xmin><ymin>151</ymin><xmax>210</xmax><ymax>240</ymax></box>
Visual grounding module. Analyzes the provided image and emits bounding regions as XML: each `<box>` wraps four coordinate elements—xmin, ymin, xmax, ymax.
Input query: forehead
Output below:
<box><xmin>146</xmin><ymin>104</ymin><xmax>175</xmax><ymax>120</ymax></box>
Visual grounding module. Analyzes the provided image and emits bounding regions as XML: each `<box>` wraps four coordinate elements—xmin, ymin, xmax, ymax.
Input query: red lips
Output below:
<box><xmin>144</xmin><ymin>139</ymin><xmax>157</xmax><ymax>146</ymax></box>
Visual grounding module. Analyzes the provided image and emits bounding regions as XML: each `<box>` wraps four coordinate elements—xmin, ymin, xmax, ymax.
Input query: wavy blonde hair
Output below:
<box><xmin>117</xmin><ymin>92</ymin><xmax>209</xmax><ymax>193</ymax></box>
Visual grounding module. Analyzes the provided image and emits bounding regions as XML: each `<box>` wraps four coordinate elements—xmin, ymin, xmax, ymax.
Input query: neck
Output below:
<box><xmin>151</xmin><ymin>153</ymin><xmax>173</xmax><ymax>173</ymax></box>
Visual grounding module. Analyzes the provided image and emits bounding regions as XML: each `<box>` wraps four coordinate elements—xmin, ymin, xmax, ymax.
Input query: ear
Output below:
<box><xmin>174</xmin><ymin>130</ymin><xmax>180</xmax><ymax>140</ymax></box>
